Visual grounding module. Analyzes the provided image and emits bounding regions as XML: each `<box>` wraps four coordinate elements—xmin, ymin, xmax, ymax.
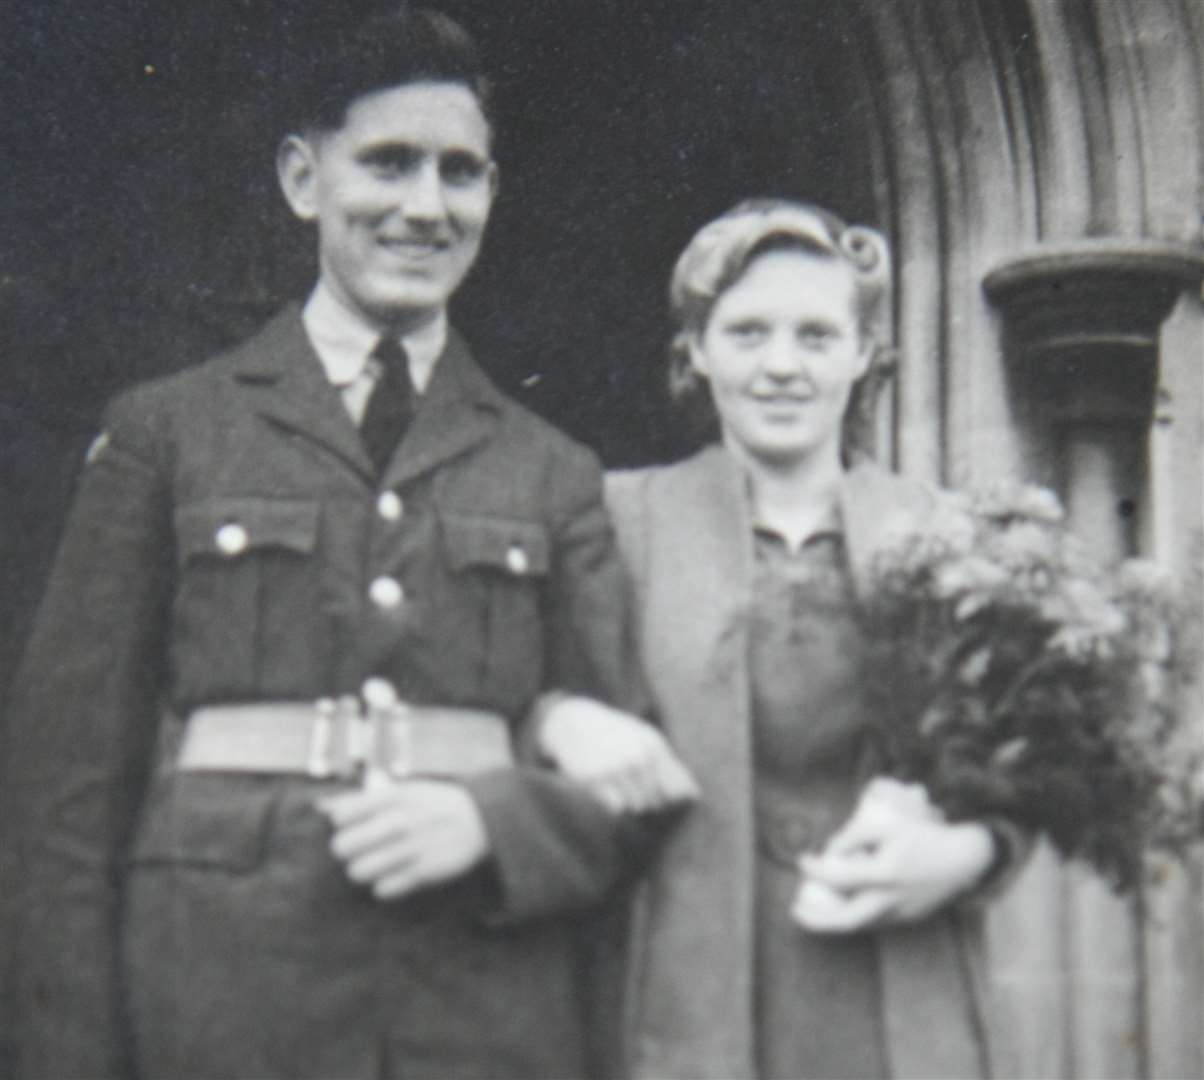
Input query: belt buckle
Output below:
<box><xmin>308</xmin><ymin>686</ymin><xmax>415</xmax><ymax>783</ymax></box>
<box><xmin>360</xmin><ymin>678</ymin><xmax>414</xmax><ymax>784</ymax></box>
<box><xmin>373</xmin><ymin>703</ymin><xmax>414</xmax><ymax>782</ymax></box>
<box><xmin>307</xmin><ymin>697</ymin><xmax>365</xmax><ymax>780</ymax></box>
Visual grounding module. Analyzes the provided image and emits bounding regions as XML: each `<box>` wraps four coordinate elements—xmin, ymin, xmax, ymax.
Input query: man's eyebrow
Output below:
<box><xmin>355</xmin><ymin>140</ymin><xmax>422</xmax><ymax>163</ymax></box>
<box><xmin>354</xmin><ymin>140</ymin><xmax>490</xmax><ymax>164</ymax></box>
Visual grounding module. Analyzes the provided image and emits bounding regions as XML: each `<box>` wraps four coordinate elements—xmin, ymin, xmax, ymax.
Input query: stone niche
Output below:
<box><xmin>984</xmin><ymin>242</ymin><xmax>1203</xmax><ymax>557</ymax></box>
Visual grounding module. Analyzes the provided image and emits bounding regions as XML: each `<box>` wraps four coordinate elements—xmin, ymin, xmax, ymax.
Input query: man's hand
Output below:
<box><xmin>792</xmin><ymin>777</ymin><xmax>995</xmax><ymax>933</ymax></box>
<box><xmin>537</xmin><ymin>694</ymin><xmax>699</xmax><ymax>814</ymax></box>
<box><xmin>317</xmin><ymin>779</ymin><xmax>490</xmax><ymax>901</ymax></box>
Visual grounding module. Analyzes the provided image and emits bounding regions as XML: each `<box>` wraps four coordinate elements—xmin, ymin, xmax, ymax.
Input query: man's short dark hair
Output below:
<box><xmin>286</xmin><ymin>7</ymin><xmax>492</xmax><ymax>135</ymax></box>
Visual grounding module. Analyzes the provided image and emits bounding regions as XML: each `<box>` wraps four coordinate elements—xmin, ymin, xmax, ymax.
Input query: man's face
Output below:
<box><xmin>280</xmin><ymin>81</ymin><xmax>497</xmax><ymax>329</ymax></box>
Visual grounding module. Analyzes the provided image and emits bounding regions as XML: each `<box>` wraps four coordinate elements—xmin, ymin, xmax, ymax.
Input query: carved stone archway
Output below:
<box><xmin>827</xmin><ymin>3</ymin><xmax>1204</xmax><ymax>1076</ymax></box>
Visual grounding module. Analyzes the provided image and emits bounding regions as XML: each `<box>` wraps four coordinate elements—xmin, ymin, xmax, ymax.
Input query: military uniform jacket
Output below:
<box><xmin>3</xmin><ymin>306</ymin><xmax>648</xmax><ymax>1079</ymax></box>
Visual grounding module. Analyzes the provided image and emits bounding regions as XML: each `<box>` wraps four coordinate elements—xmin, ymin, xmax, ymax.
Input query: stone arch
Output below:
<box><xmin>837</xmin><ymin>2</ymin><xmax>1203</xmax><ymax>1075</ymax></box>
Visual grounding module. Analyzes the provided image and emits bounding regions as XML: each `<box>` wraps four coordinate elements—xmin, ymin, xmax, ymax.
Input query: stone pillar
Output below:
<box><xmin>985</xmin><ymin>240</ymin><xmax>1204</xmax><ymax>1078</ymax></box>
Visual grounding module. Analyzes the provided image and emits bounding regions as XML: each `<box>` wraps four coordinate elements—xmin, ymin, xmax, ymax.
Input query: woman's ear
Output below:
<box><xmin>277</xmin><ymin>135</ymin><xmax>320</xmax><ymax>222</ymax></box>
<box><xmin>853</xmin><ymin>335</ymin><xmax>875</xmax><ymax>380</ymax></box>
<box><xmin>686</xmin><ymin>333</ymin><xmax>710</xmax><ymax>379</ymax></box>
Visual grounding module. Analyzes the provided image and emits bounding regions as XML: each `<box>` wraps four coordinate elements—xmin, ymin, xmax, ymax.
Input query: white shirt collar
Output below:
<box><xmin>301</xmin><ymin>280</ymin><xmax>448</xmax><ymax>392</ymax></box>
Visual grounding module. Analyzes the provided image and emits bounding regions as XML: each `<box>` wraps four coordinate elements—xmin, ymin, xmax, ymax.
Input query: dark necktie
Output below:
<box><xmin>360</xmin><ymin>336</ymin><xmax>412</xmax><ymax>474</ymax></box>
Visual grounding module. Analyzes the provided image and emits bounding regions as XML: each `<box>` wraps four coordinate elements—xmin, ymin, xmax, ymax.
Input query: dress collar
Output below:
<box><xmin>741</xmin><ymin>469</ymin><xmax>844</xmax><ymax>553</ymax></box>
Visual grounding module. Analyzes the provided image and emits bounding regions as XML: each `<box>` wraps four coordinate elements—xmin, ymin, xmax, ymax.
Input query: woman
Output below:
<box><xmin>540</xmin><ymin>199</ymin><xmax>1027</xmax><ymax>1079</ymax></box>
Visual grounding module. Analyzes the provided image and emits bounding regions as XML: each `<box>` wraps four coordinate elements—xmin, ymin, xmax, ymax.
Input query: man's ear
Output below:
<box><xmin>277</xmin><ymin>134</ymin><xmax>320</xmax><ymax>222</ymax></box>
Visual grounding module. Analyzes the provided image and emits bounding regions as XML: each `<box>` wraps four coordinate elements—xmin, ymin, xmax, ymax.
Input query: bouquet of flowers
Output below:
<box><xmin>859</xmin><ymin>483</ymin><xmax>1199</xmax><ymax>893</ymax></box>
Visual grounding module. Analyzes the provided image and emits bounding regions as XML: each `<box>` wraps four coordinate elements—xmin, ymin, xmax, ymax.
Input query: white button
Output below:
<box><xmin>377</xmin><ymin>491</ymin><xmax>403</xmax><ymax>522</ymax></box>
<box><xmin>215</xmin><ymin>523</ymin><xmax>248</xmax><ymax>556</ymax></box>
<box><xmin>369</xmin><ymin>575</ymin><xmax>404</xmax><ymax>610</ymax></box>
<box><xmin>506</xmin><ymin>545</ymin><xmax>530</xmax><ymax>575</ymax></box>
<box><xmin>361</xmin><ymin>677</ymin><xmax>399</xmax><ymax>709</ymax></box>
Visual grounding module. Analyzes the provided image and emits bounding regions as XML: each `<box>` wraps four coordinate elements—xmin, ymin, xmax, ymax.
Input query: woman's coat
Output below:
<box><xmin>606</xmin><ymin>445</ymin><xmax>1007</xmax><ymax>1080</ymax></box>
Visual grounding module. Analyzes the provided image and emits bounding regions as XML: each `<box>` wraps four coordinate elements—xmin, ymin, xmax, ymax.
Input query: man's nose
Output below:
<box><xmin>400</xmin><ymin>161</ymin><xmax>448</xmax><ymax>222</ymax></box>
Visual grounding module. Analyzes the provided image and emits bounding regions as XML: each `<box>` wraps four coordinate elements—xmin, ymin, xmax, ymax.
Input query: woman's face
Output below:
<box><xmin>689</xmin><ymin>248</ymin><xmax>870</xmax><ymax>471</ymax></box>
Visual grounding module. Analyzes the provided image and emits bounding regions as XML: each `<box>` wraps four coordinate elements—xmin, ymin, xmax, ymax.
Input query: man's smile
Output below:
<box><xmin>376</xmin><ymin>236</ymin><xmax>451</xmax><ymax>259</ymax></box>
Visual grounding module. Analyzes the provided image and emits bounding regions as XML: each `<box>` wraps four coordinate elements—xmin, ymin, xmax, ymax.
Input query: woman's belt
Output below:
<box><xmin>753</xmin><ymin>780</ymin><xmax>857</xmax><ymax>868</ymax></box>
<box><xmin>177</xmin><ymin>693</ymin><xmax>513</xmax><ymax>782</ymax></box>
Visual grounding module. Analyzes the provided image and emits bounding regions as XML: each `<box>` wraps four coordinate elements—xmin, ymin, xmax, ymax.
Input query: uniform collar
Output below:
<box><xmin>301</xmin><ymin>280</ymin><xmax>448</xmax><ymax>393</ymax></box>
<box><xmin>227</xmin><ymin>304</ymin><xmax>505</xmax><ymax>488</ymax></box>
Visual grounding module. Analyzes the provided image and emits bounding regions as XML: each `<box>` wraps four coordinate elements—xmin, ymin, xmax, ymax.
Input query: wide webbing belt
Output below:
<box><xmin>178</xmin><ymin>699</ymin><xmax>513</xmax><ymax>781</ymax></box>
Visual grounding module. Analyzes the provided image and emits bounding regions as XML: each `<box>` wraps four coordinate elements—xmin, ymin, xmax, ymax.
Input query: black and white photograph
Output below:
<box><xmin>1</xmin><ymin>2</ymin><xmax>1202</xmax><ymax>1078</ymax></box>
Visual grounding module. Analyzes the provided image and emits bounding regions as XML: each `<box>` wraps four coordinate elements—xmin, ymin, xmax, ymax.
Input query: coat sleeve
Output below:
<box><xmin>2</xmin><ymin>391</ymin><xmax>172</xmax><ymax>1079</ymax></box>
<box><xmin>463</xmin><ymin>446</ymin><xmax>677</xmax><ymax>923</ymax></box>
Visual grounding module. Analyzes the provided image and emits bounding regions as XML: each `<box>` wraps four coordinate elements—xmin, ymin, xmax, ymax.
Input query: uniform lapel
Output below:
<box><xmin>231</xmin><ymin>305</ymin><xmax>375</xmax><ymax>482</ymax></box>
<box><xmin>382</xmin><ymin>329</ymin><xmax>501</xmax><ymax>490</ymax></box>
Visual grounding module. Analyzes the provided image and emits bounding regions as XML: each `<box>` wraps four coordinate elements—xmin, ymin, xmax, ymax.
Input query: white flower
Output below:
<box><xmin>933</xmin><ymin>556</ymin><xmax>1010</xmax><ymax>599</ymax></box>
<box><xmin>973</xmin><ymin>483</ymin><xmax>1065</xmax><ymax>524</ymax></box>
<box><xmin>991</xmin><ymin>521</ymin><xmax>1059</xmax><ymax>567</ymax></box>
<box><xmin>1063</xmin><ymin>579</ymin><xmax>1128</xmax><ymax>638</ymax></box>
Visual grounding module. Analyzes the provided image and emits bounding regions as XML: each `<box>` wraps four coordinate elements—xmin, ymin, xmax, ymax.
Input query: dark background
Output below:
<box><xmin>0</xmin><ymin>0</ymin><xmax>878</xmax><ymax>686</ymax></box>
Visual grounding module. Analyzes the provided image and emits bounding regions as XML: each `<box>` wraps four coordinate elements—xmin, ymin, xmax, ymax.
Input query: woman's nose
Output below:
<box><xmin>762</xmin><ymin>335</ymin><xmax>806</xmax><ymax>378</ymax></box>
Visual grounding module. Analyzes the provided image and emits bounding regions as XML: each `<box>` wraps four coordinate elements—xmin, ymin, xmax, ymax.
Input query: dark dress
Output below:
<box><xmin>749</xmin><ymin>523</ymin><xmax>888</xmax><ymax>1080</ymax></box>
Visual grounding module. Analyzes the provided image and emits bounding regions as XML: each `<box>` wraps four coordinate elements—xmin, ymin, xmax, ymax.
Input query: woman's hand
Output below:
<box><xmin>792</xmin><ymin>777</ymin><xmax>996</xmax><ymax>933</ymax></box>
<box><xmin>537</xmin><ymin>694</ymin><xmax>700</xmax><ymax>814</ymax></box>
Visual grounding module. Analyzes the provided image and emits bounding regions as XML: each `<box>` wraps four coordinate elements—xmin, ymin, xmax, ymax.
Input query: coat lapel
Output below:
<box><xmin>842</xmin><ymin>462</ymin><xmax>988</xmax><ymax>1079</ymax></box>
<box><xmin>643</xmin><ymin>445</ymin><xmax>753</xmax><ymax>705</ymax></box>
<box><xmin>230</xmin><ymin>306</ymin><xmax>375</xmax><ymax>483</ymax></box>
<box><xmin>632</xmin><ymin>446</ymin><xmax>760</xmax><ymax>1079</ymax></box>
<box><xmin>839</xmin><ymin>461</ymin><xmax>938</xmax><ymax>605</ymax></box>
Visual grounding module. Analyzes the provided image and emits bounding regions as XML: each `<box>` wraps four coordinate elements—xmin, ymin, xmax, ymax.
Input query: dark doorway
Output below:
<box><xmin>1</xmin><ymin>1</ymin><xmax>877</xmax><ymax>466</ymax></box>
<box><xmin>0</xmin><ymin>1</ymin><xmax>881</xmax><ymax>705</ymax></box>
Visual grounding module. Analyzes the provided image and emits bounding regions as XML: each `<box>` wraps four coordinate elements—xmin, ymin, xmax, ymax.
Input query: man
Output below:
<box><xmin>2</xmin><ymin>9</ymin><xmax>690</xmax><ymax>1078</ymax></box>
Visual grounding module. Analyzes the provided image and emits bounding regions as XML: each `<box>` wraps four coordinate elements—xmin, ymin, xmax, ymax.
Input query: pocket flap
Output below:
<box><xmin>175</xmin><ymin>497</ymin><xmax>319</xmax><ymax>562</ymax></box>
<box><xmin>441</xmin><ymin>512</ymin><xmax>550</xmax><ymax>577</ymax></box>
<box><xmin>128</xmin><ymin>776</ymin><xmax>276</xmax><ymax>872</ymax></box>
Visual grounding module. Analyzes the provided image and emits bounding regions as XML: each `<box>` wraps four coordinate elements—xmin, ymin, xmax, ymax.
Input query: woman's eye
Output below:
<box><xmin>798</xmin><ymin>328</ymin><xmax>833</xmax><ymax>349</ymax></box>
<box><xmin>725</xmin><ymin>322</ymin><xmax>768</xmax><ymax>345</ymax></box>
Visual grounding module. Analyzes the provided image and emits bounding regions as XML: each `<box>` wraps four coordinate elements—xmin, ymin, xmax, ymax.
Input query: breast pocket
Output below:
<box><xmin>439</xmin><ymin>510</ymin><xmax>550</xmax><ymax>705</ymax></box>
<box><xmin>173</xmin><ymin>497</ymin><xmax>322</xmax><ymax>700</ymax></box>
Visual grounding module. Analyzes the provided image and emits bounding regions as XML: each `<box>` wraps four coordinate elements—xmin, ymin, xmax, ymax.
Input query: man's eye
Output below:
<box><xmin>362</xmin><ymin>148</ymin><xmax>421</xmax><ymax>176</ymax></box>
<box><xmin>441</xmin><ymin>153</ymin><xmax>488</xmax><ymax>185</ymax></box>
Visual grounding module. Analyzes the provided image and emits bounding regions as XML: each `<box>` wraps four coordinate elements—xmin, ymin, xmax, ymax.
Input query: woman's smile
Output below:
<box><xmin>689</xmin><ymin>249</ymin><xmax>870</xmax><ymax>470</ymax></box>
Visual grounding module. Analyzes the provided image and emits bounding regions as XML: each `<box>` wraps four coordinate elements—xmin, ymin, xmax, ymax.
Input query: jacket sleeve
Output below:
<box><xmin>463</xmin><ymin>444</ymin><xmax>676</xmax><ymax>923</ymax></box>
<box><xmin>958</xmin><ymin>816</ymin><xmax>1035</xmax><ymax>908</ymax></box>
<box><xmin>2</xmin><ymin>392</ymin><xmax>172</xmax><ymax>1079</ymax></box>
